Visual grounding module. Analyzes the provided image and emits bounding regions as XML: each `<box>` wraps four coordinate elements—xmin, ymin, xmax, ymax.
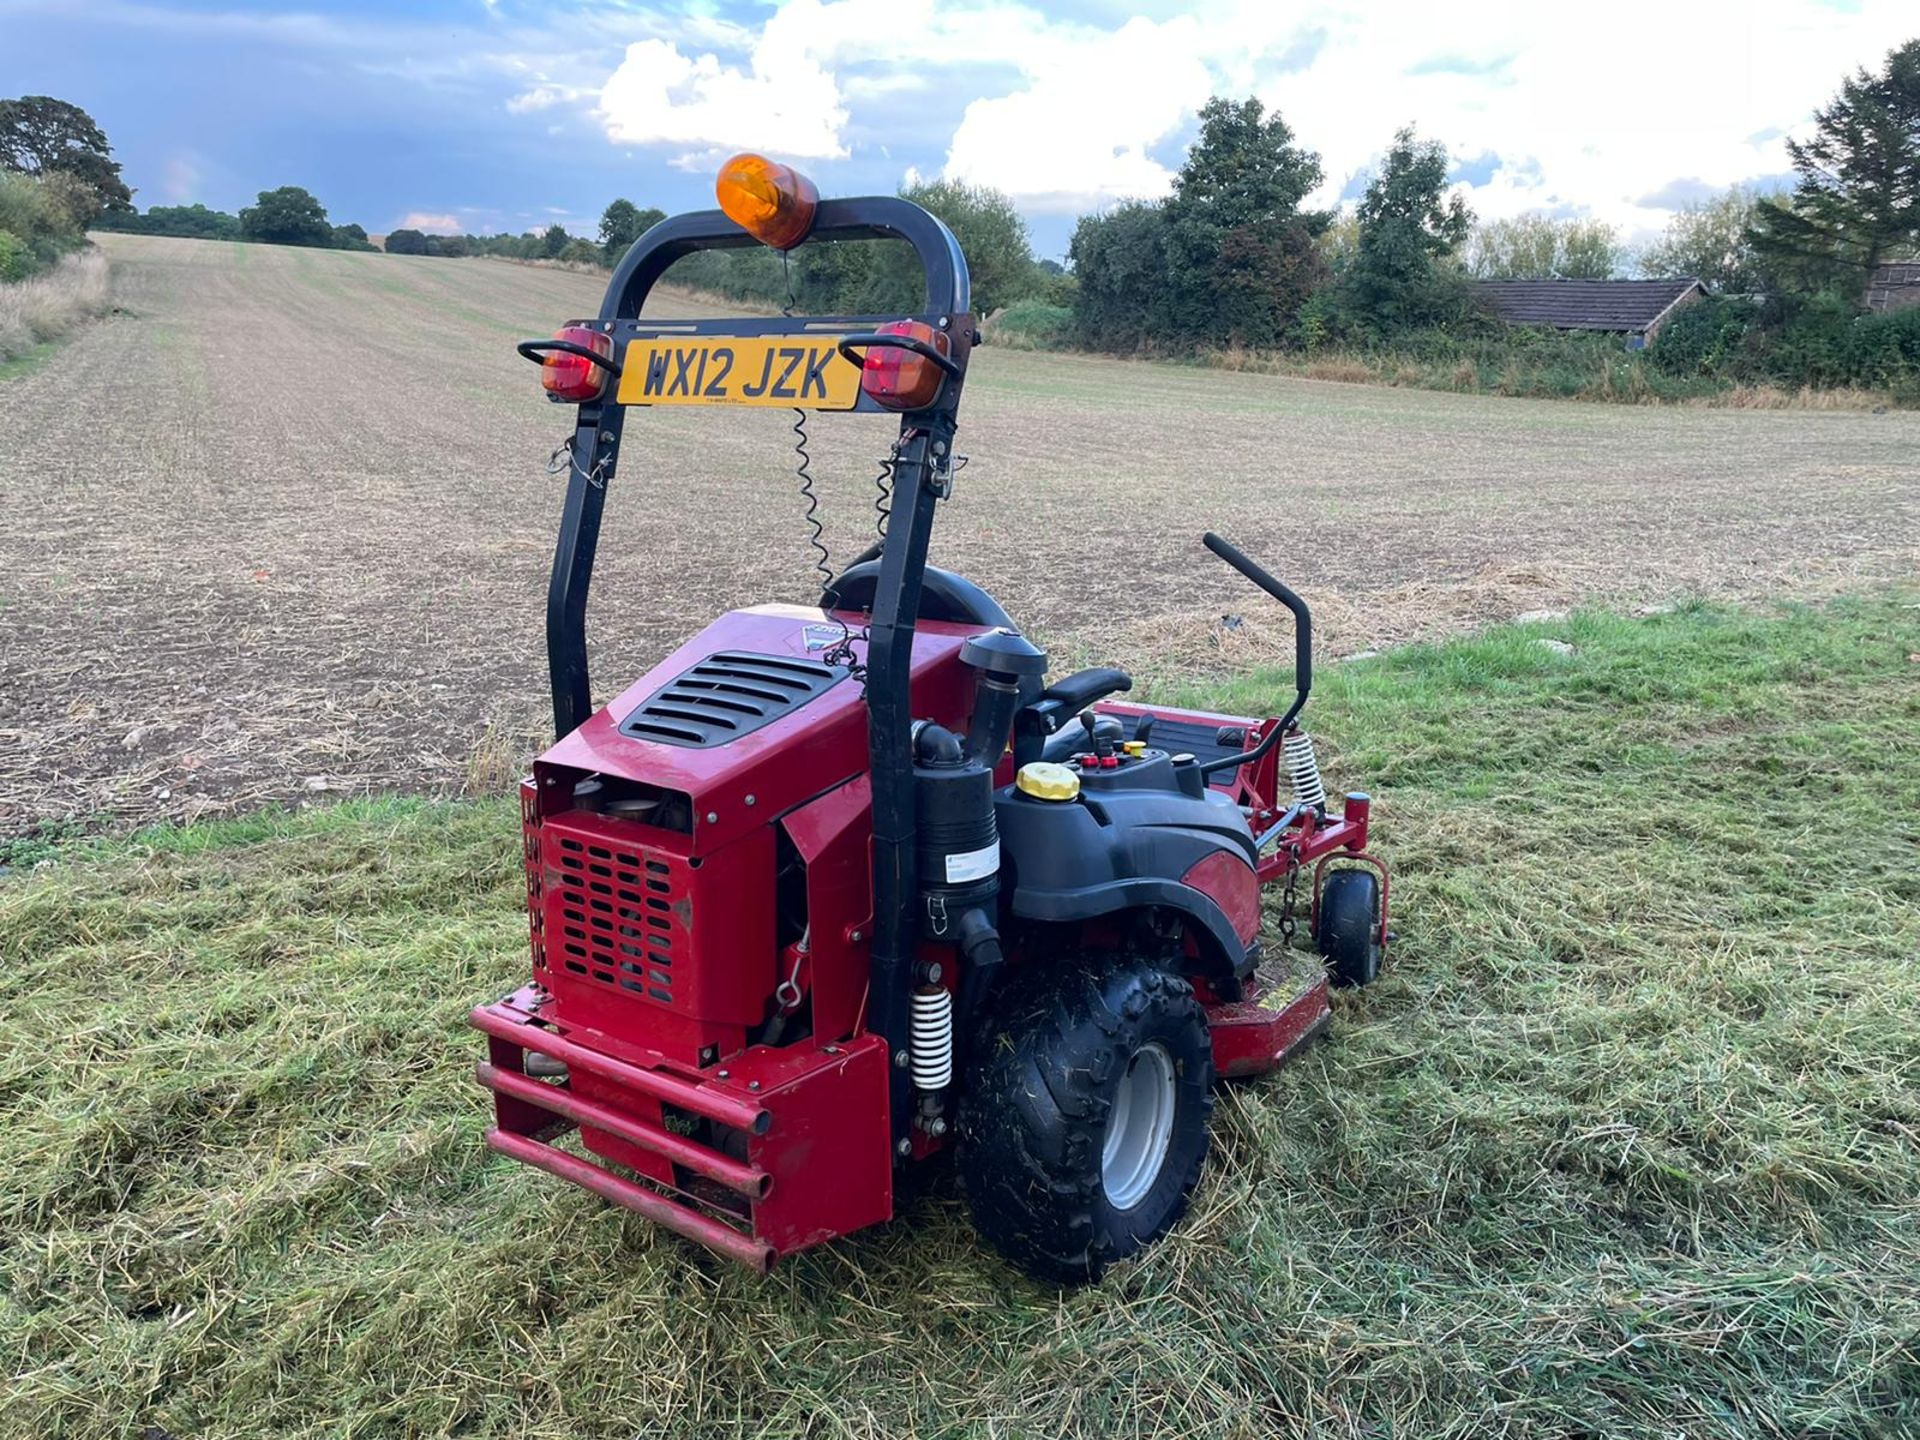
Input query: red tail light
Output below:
<box><xmin>541</xmin><ymin>325</ymin><xmax>614</xmax><ymax>403</ymax></box>
<box><xmin>858</xmin><ymin>320</ymin><xmax>950</xmax><ymax>411</ymax></box>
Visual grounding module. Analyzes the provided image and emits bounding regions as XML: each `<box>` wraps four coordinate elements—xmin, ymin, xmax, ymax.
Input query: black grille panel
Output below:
<box><xmin>618</xmin><ymin>650</ymin><xmax>845</xmax><ymax>748</ymax></box>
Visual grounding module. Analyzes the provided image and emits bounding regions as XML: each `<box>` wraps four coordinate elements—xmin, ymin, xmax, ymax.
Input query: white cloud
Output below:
<box><xmin>589</xmin><ymin>0</ymin><xmax>1063</xmax><ymax>164</ymax></box>
<box><xmin>574</xmin><ymin>0</ymin><xmax>1915</xmax><ymax>238</ymax></box>
<box><xmin>397</xmin><ymin>211</ymin><xmax>462</xmax><ymax>234</ymax></box>
<box><xmin>507</xmin><ymin>84</ymin><xmax>587</xmax><ymax>115</ymax></box>
<box><xmin>596</xmin><ymin>31</ymin><xmax>849</xmax><ymax>159</ymax></box>
<box><xmin>943</xmin><ymin>16</ymin><xmax>1214</xmax><ymax>212</ymax></box>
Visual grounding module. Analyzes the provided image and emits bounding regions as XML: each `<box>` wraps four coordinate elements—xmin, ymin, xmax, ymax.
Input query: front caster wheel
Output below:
<box><xmin>1317</xmin><ymin>867</ymin><xmax>1383</xmax><ymax>988</ymax></box>
<box><xmin>957</xmin><ymin>955</ymin><xmax>1213</xmax><ymax>1284</ymax></box>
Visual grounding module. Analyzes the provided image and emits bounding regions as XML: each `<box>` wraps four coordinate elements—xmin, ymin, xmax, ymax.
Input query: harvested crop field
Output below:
<box><xmin>3</xmin><ymin>232</ymin><xmax>1918</xmax><ymax>834</ymax></box>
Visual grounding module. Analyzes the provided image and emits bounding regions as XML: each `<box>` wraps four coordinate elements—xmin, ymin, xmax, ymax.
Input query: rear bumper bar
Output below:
<box><xmin>475</xmin><ymin>1060</ymin><xmax>771</xmax><ymax>1199</ymax></box>
<box><xmin>469</xmin><ymin>991</ymin><xmax>893</xmax><ymax>1271</ymax></box>
<box><xmin>484</xmin><ymin>1128</ymin><xmax>776</xmax><ymax>1271</ymax></box>
<box><xmin>469</xmin><ymin>996</ymin><xmax>777</xmax><ymax>1271</ymax></box>
<box><xmin>470</xmin><ymin>1001</ymin><xmax>769</xmax><ymax>1135</ymax></box>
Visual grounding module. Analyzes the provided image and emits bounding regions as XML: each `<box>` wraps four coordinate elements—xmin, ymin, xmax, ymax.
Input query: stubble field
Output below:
<box><xmin>1</xmin><ymin>232</ymin><xmax>1916</xmax><ymax>838</ymax></box>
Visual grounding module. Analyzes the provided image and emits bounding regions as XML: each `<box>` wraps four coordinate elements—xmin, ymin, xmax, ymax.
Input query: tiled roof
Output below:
<box><xmin>1474</xmin><ymin>278</ymin><xmax>1705</xmax><ymax>333</ymax></box>
<box><xmin>1866</xmin><ymin>262</ymin><xmax>1920</xmax><ymax>314</ymax></box>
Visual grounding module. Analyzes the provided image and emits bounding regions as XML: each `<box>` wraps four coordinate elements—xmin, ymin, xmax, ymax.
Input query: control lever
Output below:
<box><xmin>1197</xmin><ymin>532</ymin><xmax>1313</xmax><ymax>780</ymax></box>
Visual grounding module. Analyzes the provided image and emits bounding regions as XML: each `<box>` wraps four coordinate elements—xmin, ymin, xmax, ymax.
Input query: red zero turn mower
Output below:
<box><xmin>479</xmin><ymin>155</ymin><xmax>1390</xmax><ymax>1281</ymax></box>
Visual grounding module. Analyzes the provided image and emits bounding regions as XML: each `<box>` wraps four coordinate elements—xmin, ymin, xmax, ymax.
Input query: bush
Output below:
<box><xmin>985</xmin><ymin>299</ymin><xmax>1073</xmax><ymax>350</ymax></box>
<box><xmin>1647</xmin><ymin>295</ymin><xmax>1759</xmax><ymax>378</ymax></box>
<box><xmin>0</xmin><ymin>169</ymin><xmax>84</xmax><ymax>275</ymax></box>
<box><xmin>1069</xmin><ymin>202</ymin><xmax>1176</xmax><ymax>350</ymax></box>
<box><xmin>1850</xmin><ymin>306</ymin><xmax>1920</xmax><ymax>387</ymax></box>
<box><xmin>383</xmin><ymin>228</ymin><xmax>428</xmax><ymax>256</ymax></box>
<box><xmin>0</xmin><ymin>228</ymin><xmax>30</xmax><ymax>282</ymax></box>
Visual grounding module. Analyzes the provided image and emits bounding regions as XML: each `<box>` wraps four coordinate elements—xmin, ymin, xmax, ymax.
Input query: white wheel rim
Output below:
<box><xmin>1102</xmin><ymin>1041</ymin><xmax>1177</xmax><ymax>1211</ymax></box>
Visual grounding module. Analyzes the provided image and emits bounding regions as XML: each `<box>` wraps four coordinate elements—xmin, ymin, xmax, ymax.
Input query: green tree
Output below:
<box><xmin>0</xmin><ymin>95</ymin><xmax>132</xmax><ymax>220</ymax></box>
<box><xmin>427</xmin><ymin>233</ymin><xmax>471</xmax><ymax>258</ymax></box>
<box><xmin>1163</xmin><ymin>96</ymin><xmax>1325</xmax><ymax>342</ymax></box>
<box><xmin>95</xmin><ymin>202</ymin><xmax>242</xmax><ymax>240</ymax></box>
<box><xmin>239</xmin><ymin>186</ymin><xmax>333</xmax><ymax>247</ymax></box>
<box><xmin>1640</xmin><ymin>185</ymin><xmax>1773</xmax><ymax>293</ymax></box>
<box><xmin>1069</xmin><ymin>201</ymin><xmax>1176</xmax><ymax>349</ymax></box>
<box><xmin>1467</xmin><ymin>214</ymin><xmax>1621</xmax><ymax>280</ymax></box>
<box><xmin>1749</xmin><ymin>39</ymin><xmax>1920</xmax><ymax>298</ymax></box>
<box><xmin>794</xmin><ymin>178</ymin><xmax>1040</xmax><ymax>315</ymax></box>
<box><xmin>330</xmin><ymin>222</ymin><xmax>374</xmax><ymax>252</ymax></box>
<box><xmin>599</xmin><ymin>199</ymin><xmax>663</xmax><ymax>262</ymax></box>
<box><xmin>384</xmin><ymin>228</ymin><xmax>429</xmax><ymax>256</ymax></box>
<box><xmin>541</xmin><ymin>223</ymin><xmax>570</xmax><ymax>258</ymax></box>
<box><xmin>1070</xmin><ymin>95</ymin><xmax>1326</xmax><ymax>350</ymax></box>
<box><xmin>1343</xmin><ymin>127</ymin><xmax>1474</xmax><ymax>335</ymax></box>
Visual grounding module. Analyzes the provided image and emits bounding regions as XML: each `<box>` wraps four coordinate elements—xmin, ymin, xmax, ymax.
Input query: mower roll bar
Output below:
<box><xmin>1197</xmin><ymin>532</ymin><xmax>1313</xmax><ymax>779</ymax></box>
<box><xmin>540</xmin><ymin>193</ymin><xmax>976</xmax><ymax>1155</ymax></box>
<box><xmin>600</xmin><ymin>197</ymin><xmax>971</xmax><ymax>322</ymax></box>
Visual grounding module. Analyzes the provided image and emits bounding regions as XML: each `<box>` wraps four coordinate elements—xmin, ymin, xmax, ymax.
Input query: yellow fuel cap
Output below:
<box><xmin>1015</xmin><ymin>761</ymin><xmax>1081</xmax><ymax>801</ymax></box>
<box><xmin>1122</xmin><ymin>740</ymin><xmax>1147</xmax><ymax>756</ymax></box>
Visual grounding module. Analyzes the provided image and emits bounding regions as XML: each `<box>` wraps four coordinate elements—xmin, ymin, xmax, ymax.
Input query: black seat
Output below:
<box><xmin>821</xmin><ymin>562</ymin><xmax>1016</xmax><ymax>630</ymax></box>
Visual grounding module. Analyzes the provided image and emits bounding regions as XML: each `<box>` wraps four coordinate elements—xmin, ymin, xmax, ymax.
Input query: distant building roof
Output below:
<box><xmin>1865</xmin><ymin>261</ymin><xmax>1920</xmax><ymax>315</ymax></box>
<box><xmin>1474</xmin><ymin>278</ymin><xmax>1707</xmax><ymax>334</ymax></box>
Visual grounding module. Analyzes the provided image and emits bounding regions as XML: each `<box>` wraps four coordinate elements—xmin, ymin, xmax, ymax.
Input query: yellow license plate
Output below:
<box><xmin>616</xmin><ymin>336</ymin><xmax>862</xmax><ymax>409</ymax></box>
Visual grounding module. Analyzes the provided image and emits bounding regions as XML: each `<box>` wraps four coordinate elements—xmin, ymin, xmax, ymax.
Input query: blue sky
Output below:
<box><xmin>2</xmin><ymin>0</ymin><xmax>1912</xmax><ymax>258</ymax></box>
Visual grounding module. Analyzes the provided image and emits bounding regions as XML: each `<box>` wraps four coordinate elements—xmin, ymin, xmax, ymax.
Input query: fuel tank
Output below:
<box><xmin>994</xmin><ymin>748</ymin><xmax>1263</xmax><ymax>976</ymax></box>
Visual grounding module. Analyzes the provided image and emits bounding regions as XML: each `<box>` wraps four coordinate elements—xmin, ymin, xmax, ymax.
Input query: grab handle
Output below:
<box><xmin>1197</xmin><ymin>532</ymin><xmax>1313</xmax><ymax>778</ymax></box>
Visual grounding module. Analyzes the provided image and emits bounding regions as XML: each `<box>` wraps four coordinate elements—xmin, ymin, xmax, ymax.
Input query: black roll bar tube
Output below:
<box><xmin>1197</xmin><ymin>532</ymin><xmax>1314</xmax><ymax>780</ymax></box>
<box><xmin>601</xmin><ymin>196</ymin><xmax>971</xmax><ymax>323</ymax></box>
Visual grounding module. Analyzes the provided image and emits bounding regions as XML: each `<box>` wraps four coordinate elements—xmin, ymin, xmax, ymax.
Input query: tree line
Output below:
<box><xmin>14</xmin><ymin>38</ymin><xmax>1916</xmax><ymax>396</ymax></box>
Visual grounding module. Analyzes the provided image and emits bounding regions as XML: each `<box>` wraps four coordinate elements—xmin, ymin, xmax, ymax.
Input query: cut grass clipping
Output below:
<box><xmin>4</xmin><ymin>596</ymin><xmax>1917</xmax><ymax>1439</ymax></box>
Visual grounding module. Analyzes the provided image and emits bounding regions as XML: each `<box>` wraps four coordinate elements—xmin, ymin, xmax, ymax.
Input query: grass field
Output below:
<box><xmin>2</xmin><ymin>234</ymin><xmax>1917</xmax><ymax>837</ymax></box>
<box><xmin>4</xmin><ymin>596</ymin><xmax>1917</xmax><ymax>1439</ymax></box>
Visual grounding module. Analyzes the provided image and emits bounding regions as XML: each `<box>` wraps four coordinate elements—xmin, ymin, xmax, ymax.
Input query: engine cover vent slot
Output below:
<box><xmin>618</xmin><ymin>651</ymin><xmax>846</xmax><ymax>749</ymax></box>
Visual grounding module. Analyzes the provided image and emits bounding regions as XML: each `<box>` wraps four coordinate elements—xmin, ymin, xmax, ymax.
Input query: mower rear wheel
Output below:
<box><xmin>957</xmin><ymin>954</ymin><xmax>1213</xmax><ymax>1283</ymax></box>
<box><xmin>1318</xmin><ymin>867</ymin><xmax>1383</xmax><ymax>988</ymax></box>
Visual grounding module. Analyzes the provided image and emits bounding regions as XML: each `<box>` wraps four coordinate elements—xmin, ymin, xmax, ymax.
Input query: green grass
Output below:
<box><xmin>0</xmin><ymin>339</ymin><xmax>57</xmax><ymax>381</ymax></box>
<box><xmin>4</xmin><ymin>597</ymin><xmax>1918</xmax><ymax>1439</ymax></box>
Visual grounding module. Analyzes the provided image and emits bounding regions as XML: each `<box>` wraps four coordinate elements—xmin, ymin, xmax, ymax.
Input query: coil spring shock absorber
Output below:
<box><xmin>1283</xmin><ymin>728</ymin><xmax>1327</xmax><ymax>810</ymax></box>
<box><xmin>910</xmin><ymin>985</ymin><xmax>953</xmax><ymax>1091</ymax></box>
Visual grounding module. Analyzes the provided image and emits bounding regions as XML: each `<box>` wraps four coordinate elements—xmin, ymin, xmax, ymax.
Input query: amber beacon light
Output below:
<box><xmin>715</xmin><ymin>153</ymin><xmax>819</xmax><ymax>251</ymax></box>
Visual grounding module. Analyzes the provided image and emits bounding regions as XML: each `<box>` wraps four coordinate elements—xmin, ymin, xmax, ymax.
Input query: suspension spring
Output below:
<box><xmin>909</xmin><ymin>985</ymin><xmax>953</xmax><ymax>1092</ymax></box>
<box><xmin>1283</xmin><ymin>729</ymin><xmax>1327</xmax><ymax>810</ymax></box>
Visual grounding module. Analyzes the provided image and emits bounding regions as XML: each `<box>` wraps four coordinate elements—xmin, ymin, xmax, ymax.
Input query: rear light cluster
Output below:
<box><xmin>860</xmin><ymin>320</ymin><xmax>949</xmax><ymax>412</ymax></box>
<box><xmin>541</xmin><ymin>325</ymin><xmax>615</xmax><ymax>403</ymax></box>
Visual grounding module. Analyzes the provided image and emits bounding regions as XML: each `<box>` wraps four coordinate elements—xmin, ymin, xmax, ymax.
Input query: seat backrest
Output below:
<box><xmin>821</xmin><ymin>562</ymin><xmax>1017</xmax><ymax>631</ymax></box>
